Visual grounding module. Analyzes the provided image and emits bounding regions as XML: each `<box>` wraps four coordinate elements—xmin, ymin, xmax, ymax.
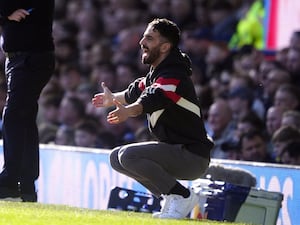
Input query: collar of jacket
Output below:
<box><xmin>149</xmin><ymin>48</ymin><xmax>192</xmax><ymax>81</ymax></box>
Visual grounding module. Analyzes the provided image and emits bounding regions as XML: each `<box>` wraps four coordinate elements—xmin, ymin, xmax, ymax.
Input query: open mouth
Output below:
<box><xmin>141</xmin><ymin>48</ymin><xmax>149</xmax><ymax>58</ymax></box>
<box><xmin>141</xmin><ymin>45</ymin><xmax>148</xmax><ymax>52</ymax></box>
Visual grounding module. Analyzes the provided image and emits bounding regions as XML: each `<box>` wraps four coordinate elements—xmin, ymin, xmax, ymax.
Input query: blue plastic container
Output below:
<box><xmin>205</xmin><ymin>182</ymin><xmax>251</xmax><ymax>221</ymax></box>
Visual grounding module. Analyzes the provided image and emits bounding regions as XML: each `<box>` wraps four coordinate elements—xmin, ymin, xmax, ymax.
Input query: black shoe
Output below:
<box><xmin>21</xmin><ymin>192</ymin><xmax>37</xmax><ymax>202</ymax></box>
<box><xmin>20</xmin><ymin>181</ymin><xmax>38</xmax><ymax>202</ymax></box>
<box><xmin>0</xmin><ymin>186</ymin><xmax>22</xmax><ymax>202</ymax></box>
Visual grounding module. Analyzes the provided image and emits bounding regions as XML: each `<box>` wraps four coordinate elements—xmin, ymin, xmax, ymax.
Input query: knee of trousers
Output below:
<box><xmin>110</xmin><ymin>146</ymin><xmax>139</xmax><ymax>171</ymax></box>
<box><xmin>117</xmin><ymin>149</ymin><xmax>139</xmax><ymax>170</ymax></box>
<box><xmin>109</xmin><ymin>147</ymin><xmax>122</xmax><ymax>170</ymax></box>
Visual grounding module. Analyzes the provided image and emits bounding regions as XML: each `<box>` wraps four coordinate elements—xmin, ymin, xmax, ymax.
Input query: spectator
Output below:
<box><xmin>115</xmin><ymin>63</ymin><xmax>137</xmax><ymax>91</ymax></box>
<box><xmin>281</xmin><ymin>110</ymin><xmax>300</xmax><ymax>130</ymax></box>
<box><xmin>205</xmin><ymin>41</ymin><xmax>232</xmax><ymax>81</ymax></box>
<box><xmin>229</xmin><ymin>72</ymin><xmax>254</xmax><ymax>90</ymax></box>
<box><xmin>58</xmin><ymin>95</ymin><xmax>86</xmax><ymax>129</ymax></box>
<box><xmin>54</xmin><ymin>125</ymin><xmax>75</xmax><ymax>146</ymax></box>
<box><xmin>88</xmin><ymin>40</ymin><xmax>113</xmax><ymax>68</ymax></box>
<box><xmin>232</xmin><ymin>44</ymin><xmax>264</xmax><ymax>76</ymax></box>
<box><xmin>255</xmin><ymin>59</ymin><xmax>285</xmax><ymax>109</ymax></box>
<box><xmin>262</xmin><ymin>68</ymin><xmax>291</xmax><ymax>109</ymax></box>
<box><xmin>54</xmin><ymin>37</ymin><xmax>78</xmax><ymax>66</ymax></box>
<box><xmin>208</xmin><ymin>74</ymin><xmax>226</xmax><ymax>99</ymax></box>
<box><xmin>257</xmin><ymin>59</ymin><xmax>283</xmax><ymax>87</ymax></box>
<box><xmin>235</xmin><ymin>111</ymin><xmax>265</xmax><ymax>141</ymax></box>
<box><xmin>146</xmin><ymin>0</ymin><xmax>170</xmax><ymax>19</ymax></box>
<box><xmin>39</xmin><ymin>94</ymin><xmax>62</xmax><ymax>127</ymax></box>
<box><xmin>265</xmin><ymin>106</ymin><xmax>287</xmax><ymax>139</ymax></box>
<box><xmin>271</xmin><ymin>126</ymin><xmax>300</xmax><ymax>163</ymax></box>
<box><xmin>76</xmin><ymin>82</ymin><xmax>97</xmax><ymax>114</ymax></box>
<box><xmin>265</xmin><ymin>105</ymin><xmax>288</xmax><ymax>157</ymax></box>
<box><xmin>280</xmin><ymin>141</ymin><xmax>300</xmax><ymax>165</ymax></box>
<box><xmin>273</xmin><ymin>83</ymin><xmax>300</xmax><ymax>111</ymax></box>
<box><xmin>207</xmin><ymin>98</ymin><xmax>235</xmax><ymax>159</ymax></box>
<box><xmin>223</xmin><ymin>111</ymin><xmax>265</xmax><ymax>160</ymax></box>
<box><xmin>221</xmin><ymin>139</ymin><xmax>241</xmax><ymax>160</ymax></box>
<box><xmin>208</xmin><ymin>0</ymin><xmax>238</xmax><ymax>42</ymax></box>
<box><xmin>227</xmin><ymin>72</ymin><xmax>265</xmax><ymax>119</ymax></box>
<box><xmin>90</xmin><ymin>64</ymin><xmax>116</xmax><ymax>92</ymax></box>
<box><xmin>112</xmin><ymin>25</ymin><xmax>143</xmax><ymax>66</ymax></box>
<box><xmin>275</xmin><ymin>47</ymin><xmax>289</xmax><ymax>68</ymax></box>
<box><xmin>169</xmin><ymin>0</ymin><xmax>196</xmax><ymax>30</ymax></box>
<box><xmin>285</xmin><ymin>47</ymin><xmax>300</xmax><ymax>86</ymax></box>
<box><xmin>197</xmin><ymin>85</ymin><xmax>214</xmax><ymax>121</ymax></box>
<box><xmin>38</xmin><ymin>123</ymin><xmax>58</xmax><ymax>144</ymax></box>
<box><xmin>227</xmin><ymin>86</ymin><xmax>255</xmax><ymax>125</ymax></box>
<box><xmin>240</xmin><ymin>130</ymin><xmax>273</xmax><ymax>162</ymax></box>
<box><xmin>74</xmin><ymin>6</ymin><xmax>102</xmax><ymax>38</ymax></box>
<box><xmin>74</xmin><ymin>119</ymin><xmax>101</xmax><ymax>148</ymax></box>
<box><xmin>38</xmin><ymin>93</ymin><xmax>62</xmax><ymax>144</ymax></box>
<box><xmin>58</xmin><ymin>64</ymin><xmax>83</xmax><ymax>97</ymax></box>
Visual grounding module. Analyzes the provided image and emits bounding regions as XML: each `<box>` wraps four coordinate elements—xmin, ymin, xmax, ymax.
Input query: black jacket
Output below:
<box><xmin>125</xmin><ymin>48</ymin><xmax>214</xmax><ymax>158</ymax></box>
<box><xmin>0</xmin><ymin>0</ymin><xmax>54</xmax><ymax>52</ymax></box>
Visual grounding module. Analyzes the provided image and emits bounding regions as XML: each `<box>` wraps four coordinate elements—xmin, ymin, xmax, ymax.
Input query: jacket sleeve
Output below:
<box><xmin>137</xmin><ymin>76</ymin><xmax>180</xmax><ymax>114</ymax></box>
<box><xmin>124</xmin><ymin>77</ymin><xmax>144</xmax><ymax>104</ymax></box>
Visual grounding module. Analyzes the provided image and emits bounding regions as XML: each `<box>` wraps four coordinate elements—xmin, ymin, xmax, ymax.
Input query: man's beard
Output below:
<box><xmin>142</xmin><ymin>46</ymin><xmax>160</xmax><ymax>65</ymax></box>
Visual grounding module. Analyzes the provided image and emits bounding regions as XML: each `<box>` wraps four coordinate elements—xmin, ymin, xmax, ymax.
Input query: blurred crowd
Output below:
<box><xmin>0</xmin><ymin>0</ymin><xmax>300</xmax><ymax>166</ymax></box>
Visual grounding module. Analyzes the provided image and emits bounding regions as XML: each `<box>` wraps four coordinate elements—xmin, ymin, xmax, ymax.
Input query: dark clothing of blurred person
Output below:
<box><xmin>0</xmin><ymin>0</ymin><xmax>55</xmax><ymax>202</ymax></box>
<box><xmin>92</xmin><ymin>18</ymin><xmax>213</xmax><ymax>219</ymax></box>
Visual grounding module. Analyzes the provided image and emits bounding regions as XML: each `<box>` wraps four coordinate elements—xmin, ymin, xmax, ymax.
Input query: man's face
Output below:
<box><xmin>207</xmin><ymin>101</ymin><xmax>231</xmax><ymax>136</ymax></box>
<box><xmin>241</xmin><ymin>135</ymin><xmax>266</xmax><ymax>161</ymax></box>
<box><xmin>273</xmin><ymin>141</ymin><xmax>287</xmax><ymax>158</ymax></box>
<box><xmin>139</xmin><ymin>25</ymin><xmax>165</xmax><ymax>66</ymax></box>
<box><xmin>266</xmin><ymin>107</ymin><xmax>282</xmax><ymax>135</ymax></box>
<box><xmin>274</xmin><ymin>90</ymin><xmax>297</xmax><ymax>110</ymax></box>
<box><xmin>286</xmin><ymin>48</ymin><xmax>300</xmax><ymax>73</ymax></box>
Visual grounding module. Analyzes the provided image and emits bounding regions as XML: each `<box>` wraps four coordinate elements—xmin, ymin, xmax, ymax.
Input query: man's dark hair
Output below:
<box><xmin>239</xmin><ymin>129</ymin><xmax>267</xmax><ymax>147</ymax></box>
<box><xmin>272</xmin><ymin>125</ymin><xmax>300</xmax><ymax>142</ymax></box>
<box><xmin>239</xmin><ymin>111</ymin><xmax>265</xmax><ymax>131</ymax></box>
<box><xmin>148</xmin><ymin>18</ymin><xmax>181</xmax><ymax>48</ymax></box>
<box><xmin>282</xmin><ymin>141</ymin><xmax>300</xmax><ymax>158</ymax></box>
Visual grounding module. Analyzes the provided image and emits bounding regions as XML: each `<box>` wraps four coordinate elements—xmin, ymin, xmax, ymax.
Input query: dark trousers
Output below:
<box><xmin>110</xmin><ymin>141</ymin><xmax>210</xmax><ymax>197</ymax></box>
<box><xmin>0</xmin><ymin>51</ymin><xmax>55</xmax><ymax>193</ymax></box>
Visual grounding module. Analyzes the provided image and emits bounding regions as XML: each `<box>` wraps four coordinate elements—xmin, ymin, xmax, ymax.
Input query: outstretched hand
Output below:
<box><xmin>92</xmin><ymin>82</ymin><xmax>114</xmax><ymax>108</ymax></box>
<box><xmin>107</xmin><ymin>99</ymin><xmax>129</xmax><ymax>124</ymax></box>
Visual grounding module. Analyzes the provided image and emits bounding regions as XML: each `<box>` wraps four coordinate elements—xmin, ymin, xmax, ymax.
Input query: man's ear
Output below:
<box><xmin>161</xmin><ymin>42</ymin><xmax>171</xmax><ymax>53</ymax></box>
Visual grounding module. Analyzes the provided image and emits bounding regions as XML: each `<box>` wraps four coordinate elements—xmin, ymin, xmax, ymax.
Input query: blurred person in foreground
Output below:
<box><xmin>92</xmin><ymin>18</ymin><xmax>214</xmax><ymax>219</ymax></box>
<box><xmin>0</xmin><ymin>0</ymin><xmax>55</xmax><ymax>202</ymax></box>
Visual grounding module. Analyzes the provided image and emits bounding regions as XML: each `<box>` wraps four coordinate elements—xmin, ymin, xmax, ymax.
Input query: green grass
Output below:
<box><xmin>0</xmin><ymin>201</ymin><xmax>248</xmax><ymax>225</ymax></box>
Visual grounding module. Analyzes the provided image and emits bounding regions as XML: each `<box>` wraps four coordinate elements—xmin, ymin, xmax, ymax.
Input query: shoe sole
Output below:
<box><xmin>152</xmin><ymin>212</ymin><xmax>161</xmax><ymax>218</ymax></box>
<box><xmin>0</xmin><ymin>197</ymin><xmax>22</xmax><ymax>202</ymax></box>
